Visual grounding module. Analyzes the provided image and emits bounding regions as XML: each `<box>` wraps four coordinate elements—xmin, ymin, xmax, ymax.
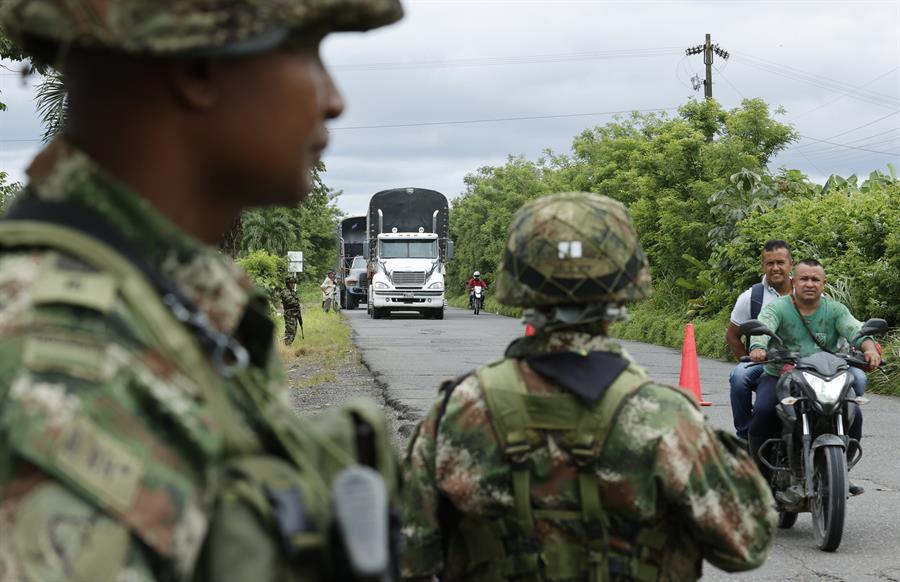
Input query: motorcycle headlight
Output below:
<box><xmin>802</xmin><ymin>372</ymin><xmax>847</xmax><ymax>405</ymax></box>
<box><xmin>374</xmin><ymin>281</ymin><xmax>389</xmax><ymax>290</ymax></box>
<box><xmin>428</xmin><ymin>281</ymin><xmax>444</xmax><ymax>290</ymax></box>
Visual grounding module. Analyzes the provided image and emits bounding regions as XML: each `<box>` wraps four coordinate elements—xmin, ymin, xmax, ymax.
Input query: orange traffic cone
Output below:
<box><xmin>524</xmin><ymin>323</ymin><xmax>537</xmax><ymax>337</ymax></box>
<box><xmin>679</xmin><ymin>323</ymin><xmax>711</xmax><ymax>406</ymax></box>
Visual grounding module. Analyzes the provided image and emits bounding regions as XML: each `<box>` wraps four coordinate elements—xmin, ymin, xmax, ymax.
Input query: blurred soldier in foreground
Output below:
<box><xmin>282</xmin><ymin>275</ymin><xmax>304</xmax><ymax>344</ymax></box>
<box><xmin>0</xmin><ymin>1</ymin><xmax>402</xmax><ymax>581</ymax></box>
<box><xmin>401</xmin><ymin>192</ymin><xmax>776</xmax><ymax>582</ymax></box>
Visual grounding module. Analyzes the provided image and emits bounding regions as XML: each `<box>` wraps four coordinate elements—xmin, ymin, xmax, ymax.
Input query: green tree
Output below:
<box><xmin>0</xmin><ymin>171</ymin><xmax>22</xmax><ymax>212</ymax></box>
<box><xmin>234</xmin><ymin>163</ymin><xmax>343</xmax><ymax>284</ymax></box>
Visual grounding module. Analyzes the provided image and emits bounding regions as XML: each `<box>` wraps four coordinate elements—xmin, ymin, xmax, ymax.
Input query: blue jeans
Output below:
<box><xmin>730</xmin><ymin>362</ymin><xmax>764</xmax><ymax>439</ymax></box>
<box><xmin>849</xmin><ymin>366</ymin><xmax>867</xmax><ymax>396</ymax></box>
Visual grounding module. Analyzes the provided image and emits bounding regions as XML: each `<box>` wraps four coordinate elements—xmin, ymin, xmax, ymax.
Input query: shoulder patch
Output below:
<box><xmin>23</xmin><ymin>334</ymin><xmax>116</xmax><ymax>383</ymax></box>
<box><xmin>53</xmin><ymin>417</ymin><xmax>144</xmax><ymax>514</ymax></box>
<box><xmin>31</xmin><ymin>254</ymin><xmax>118</xmax><ymax>314</ymax></box>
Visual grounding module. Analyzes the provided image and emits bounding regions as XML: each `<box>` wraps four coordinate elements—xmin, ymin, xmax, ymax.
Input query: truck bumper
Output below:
<box><xmin>372</xmin><ymin>290</ymin><xmax>444</xmax><ymax>309</ymax></box>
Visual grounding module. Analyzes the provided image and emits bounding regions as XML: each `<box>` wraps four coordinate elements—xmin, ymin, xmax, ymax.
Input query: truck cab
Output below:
<box><xmin>343</xmin><ymin>256</ymin><xmax>368</xmax><ymax>309</ymax></box>
<box><xmin>369</xmin><ymin>232</ymin><xmax>446</xmax><ymax>319</ymax></box>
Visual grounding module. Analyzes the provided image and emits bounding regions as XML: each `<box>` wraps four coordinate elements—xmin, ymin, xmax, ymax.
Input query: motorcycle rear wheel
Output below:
<box><xmin>810</xmin><ymin>446</ymin><xmax>846</xmax><ymax>551</ymax></box>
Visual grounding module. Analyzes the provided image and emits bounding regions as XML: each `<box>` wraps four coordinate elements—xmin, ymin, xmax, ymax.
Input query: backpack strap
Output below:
<box><xmin>749</xmin><ymin>282</ymin><xmax>765</xmax><ymax>320</ymax></box>
<box><xmin>0</xmin><ymin>218</ymin><xmax>262</xmax><ymax>455</ymax></box>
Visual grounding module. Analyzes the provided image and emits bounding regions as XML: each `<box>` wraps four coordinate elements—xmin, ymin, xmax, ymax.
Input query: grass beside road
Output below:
<box><xmin>275</xmin><ymin>285</ymin><xmax>352</xmax><ymax>388</ymax></box>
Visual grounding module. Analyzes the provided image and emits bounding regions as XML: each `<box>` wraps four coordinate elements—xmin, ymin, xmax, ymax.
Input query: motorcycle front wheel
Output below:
<box><xmin>777</xmin><ymin>511</ymin><xmax>798</xmax><ymax>529</ymax></box>
<box><xmin>810</xmin><ymin>446</ymin><xmax>846</xmax><ymax>551</ymax></box>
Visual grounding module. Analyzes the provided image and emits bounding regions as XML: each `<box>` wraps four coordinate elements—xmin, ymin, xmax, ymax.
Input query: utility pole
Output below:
<box><xmin>685</xmin><ymin>33</ymin><xmax>729</xmax><ymax>100</ymax></box>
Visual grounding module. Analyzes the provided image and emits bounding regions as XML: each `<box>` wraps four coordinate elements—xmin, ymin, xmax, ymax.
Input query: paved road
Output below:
<box><xmin>346</xmin><ymin>306</ymin><xmax>900</xmax><ymax>581</ymax></box>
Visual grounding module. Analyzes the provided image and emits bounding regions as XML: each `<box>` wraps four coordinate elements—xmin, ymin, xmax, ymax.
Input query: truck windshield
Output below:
<box><xmin>380</xmin><ymin>240</ymin><xmax>438</xmax><ymax>259</ymax></box>
<box><xmin>351</xmin><ymin>256</ymin><xmax>367</xmax><ymax>270</ymax></box>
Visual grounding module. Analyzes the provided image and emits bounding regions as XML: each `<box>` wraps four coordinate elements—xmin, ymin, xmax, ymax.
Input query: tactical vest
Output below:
<box><xmin>451</xmin><ymin>358</ymin><xmax>671</xmax><ymax>582</ymax></box>
<box><xmin>0</xmin><ymin>206</ymin><xmax>398</xmax><ymax>581</ymax></box>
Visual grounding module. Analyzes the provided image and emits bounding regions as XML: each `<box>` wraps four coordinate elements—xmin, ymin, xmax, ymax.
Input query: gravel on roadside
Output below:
<box><xmin>284</xmin><ymin>343</ymin><xmax>422</xmax><ymax>454</ymax></box>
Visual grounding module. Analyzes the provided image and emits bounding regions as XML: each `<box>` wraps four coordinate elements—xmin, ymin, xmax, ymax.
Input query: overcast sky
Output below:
<box><xmin>1</xmin><ymin>0</ymin><xmax>898</xmax><ymax>217</ymax></box>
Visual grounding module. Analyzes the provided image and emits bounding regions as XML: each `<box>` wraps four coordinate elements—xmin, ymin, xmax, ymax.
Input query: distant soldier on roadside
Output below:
<box><xmin>0</xmin><ymin>0</ymin><xmax>403</xmax><ymax>581</ymax></box>
<box><xmin>281</xmin><ymin>275</ymin><xmax>304</xmax><ymax>344</ymax></box>
<box><xmin>401</xmin><ymin>192</ymin><xmax>776</xmax><ymax>582</ymax></box>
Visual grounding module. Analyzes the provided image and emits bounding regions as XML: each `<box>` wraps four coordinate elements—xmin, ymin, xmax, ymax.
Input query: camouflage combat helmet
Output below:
<box><xmin>494</xmin><ymin>192</ymin><xmax>651</xmax><ymax>307</ymax></box>
<box><xmin>286</xmin><ymin>275</ymin><xmax>297</xmax><ymax>284</ymax></box>
<box><xmin>1</xmin><ymin>0</ymin><xmax>403</xmax><ymax>59</ymax></box>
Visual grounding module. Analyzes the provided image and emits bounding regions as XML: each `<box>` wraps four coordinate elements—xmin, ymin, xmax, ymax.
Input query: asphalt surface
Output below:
<box><xmin>345</xmin><ymin>305</ymin><xmax>900</xmax><ymax>581</ymax></box>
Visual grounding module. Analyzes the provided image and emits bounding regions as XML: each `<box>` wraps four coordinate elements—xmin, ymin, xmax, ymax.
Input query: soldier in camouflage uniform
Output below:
<box><xmin>282</xmin><ymin>275</ymin><xmax>304</xmax><ymax>345</ymax></box>
<box><xmin>0</xmin><ymin>1</ymin><xmax>402</xmax><ymax>581</ymax></box>
<box><xmin>401</xmin><ymin>192</ymin><xmax>776</xmax><ymax>582</ymax></box>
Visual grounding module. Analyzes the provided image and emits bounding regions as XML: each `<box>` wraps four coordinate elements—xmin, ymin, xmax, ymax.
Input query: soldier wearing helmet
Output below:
<box><xmin>281</xmin><ymin>275</ymin><xmax>304</xmax><ymax>344</ymax></box>
<box><xmin>401</xmin><ymin>192</ymin><xmax>775</xmax><ymax>582</ymax></box>
<box><xmin>0</xmin><ymin>1</ymin><xmax>402</xmax><ymax>581</ymax></box>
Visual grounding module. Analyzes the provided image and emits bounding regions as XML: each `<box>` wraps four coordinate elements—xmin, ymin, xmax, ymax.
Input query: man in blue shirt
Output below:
<box><xmin>725</xmin><ymin>240</ymin><xmax>793</xmax><ymax>439</ymax></box>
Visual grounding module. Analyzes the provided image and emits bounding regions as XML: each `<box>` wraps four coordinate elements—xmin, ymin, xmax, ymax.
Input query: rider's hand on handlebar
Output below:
<box><xmin>863</xmin><ymin>348</ymin><xmax>882</xmax><ymax>369</ymax></box>
<box><xmin>749</xmin><ymin>348</ymin><xmax>767</xmax><ymax>362</ymax></box>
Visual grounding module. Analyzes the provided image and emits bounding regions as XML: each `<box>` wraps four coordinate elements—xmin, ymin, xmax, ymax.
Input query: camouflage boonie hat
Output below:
<box><xmin>1</xmin><ymin>0</ymin><xmax>403</xmax><ymax>58</ymax></box>
<box><xmin>494</xmin><ymin>192</ymin><xmax>652</xmax><ymax>307</ymax></box>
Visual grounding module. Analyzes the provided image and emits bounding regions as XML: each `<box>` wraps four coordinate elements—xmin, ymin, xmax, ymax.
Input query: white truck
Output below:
<box><xmin>365</xmin><ymin>188</ymin><xmax>452</xmax><ymax>320</ymax></box>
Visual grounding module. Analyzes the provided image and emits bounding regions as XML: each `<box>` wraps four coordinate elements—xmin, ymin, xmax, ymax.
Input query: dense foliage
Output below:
<box><xmin>448</xmin><ymin>98</ymin><xmax>899</xmax><ymax>394</ymax></box>
<box><xmin>234</xmin><ymin>249</ymin><xmax>288</xmax><ymax>310</ymax></box>
<box><xmin>229</xmin><ymin>165</ymin><xmax>342</xmax><ymax>284</ymax></box>
<box><xmin>449</xmin><ymin>98</ymin><xmax>799</xmax><ymax>288</ymax></box>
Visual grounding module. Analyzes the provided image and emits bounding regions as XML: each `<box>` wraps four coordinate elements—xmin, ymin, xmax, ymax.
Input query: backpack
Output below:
<box><xmin>445</xmin><ymin>358</ymin><xmax>673</xmax><ymax>582</ymax></box>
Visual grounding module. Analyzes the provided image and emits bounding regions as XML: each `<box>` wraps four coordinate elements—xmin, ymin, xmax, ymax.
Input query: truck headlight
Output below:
<box><xmin>374</xmin><ymin>282</ymin><xmax>389</xmax><ymax>290</ymax></box>
<box><xmin>346</xmin><ymin>279</ymin><xmax>358</xmax><ymax>287</ymax></box>
<box><xmin>428</xmin><ymin>281</ymin><xmax>444</xmax><ymax>290</ymax></box>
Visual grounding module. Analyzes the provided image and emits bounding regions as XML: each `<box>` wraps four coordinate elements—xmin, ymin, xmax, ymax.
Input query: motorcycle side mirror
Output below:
<box><xmin>853</xmin><ymin>318</ymin><xmax>888</xmax><ymax>340</ymax></box>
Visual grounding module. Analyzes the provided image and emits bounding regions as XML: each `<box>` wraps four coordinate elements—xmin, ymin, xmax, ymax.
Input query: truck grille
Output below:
<box><xmin>392</xmin><ymin>271</ymin><xmax>426</xmax><ymax>287</ymax></box>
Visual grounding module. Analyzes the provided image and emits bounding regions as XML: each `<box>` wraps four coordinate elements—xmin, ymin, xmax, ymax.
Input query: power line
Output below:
<box><xmin>789</xmin><ymin>109</ymin><xmax>900</xmax><ymax>150</ymax></box>
<box><xmin>731</xmin><ymin>54</ymin><xmax>899</xmax><ymax>109</ymax></box>
<box><xmin>731</xmin><ymin>49</ymin><xmax>898</xmax><ymax>104</ymax></box>
<box><xmin>329</xmin><ymin>107</ymin><xmax>678</xmax><ymax>130</ymax></box>
<box><xmin>331</xmin><ymin>47</ymin><xmax>683</xmax><ymax>71</ymax></box>
<box><xmin>797</xmin><ymin>133</ymin><xmax>899</xmax><ymax>156</ymax></box>
<box><xmin>796</xmin><ymin>127</ymin><xmax>900</xmax><ymax>156</ymax></box>
<box><xmin>790</xmin><ymin>65</ymin><xmax>900</xmax><ymax>120</ymax></box>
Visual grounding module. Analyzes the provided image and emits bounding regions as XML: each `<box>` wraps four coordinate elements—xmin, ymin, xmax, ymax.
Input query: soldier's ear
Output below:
<box><xmin>167</xmin><ymin>59</ymin><xmax>218</xmax><ymax>110</ymax></box>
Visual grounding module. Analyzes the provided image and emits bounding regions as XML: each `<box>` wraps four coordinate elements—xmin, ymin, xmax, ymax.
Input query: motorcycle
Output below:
<box><xmin>739</xmin><ymin>317</ymin><xmax>888</xmax><ymax>551</ymax></box>
<box><xmin>472</xmin><ymin>286</ymin><xmax>484</xmax><ymax>315</ymax></box>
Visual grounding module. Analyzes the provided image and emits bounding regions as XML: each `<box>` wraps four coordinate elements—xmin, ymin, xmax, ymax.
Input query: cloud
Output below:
<box><xmin>2</xmin><ymin>1</ymin><xmax>898</xmax><ymax>210</ymax></box>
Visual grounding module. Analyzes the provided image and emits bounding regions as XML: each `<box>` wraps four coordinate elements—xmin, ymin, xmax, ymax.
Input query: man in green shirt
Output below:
<box><xmin>748</xmin><ymin>258</ymin><xmax>881</xmax><ymax>495</ymax></box>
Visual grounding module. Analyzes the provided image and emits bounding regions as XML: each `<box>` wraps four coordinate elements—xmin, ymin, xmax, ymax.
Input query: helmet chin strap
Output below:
<box><xmin>523</xmin><ymin>303</ymin><xmax>628</xmax><ymax>333</ymax></box>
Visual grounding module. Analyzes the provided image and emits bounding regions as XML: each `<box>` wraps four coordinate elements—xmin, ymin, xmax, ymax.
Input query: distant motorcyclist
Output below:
<box><xmin>748</xmin><ymin>258</ymin><xmax>881</xmax><ymax>495</ymax></box>
<box><xmin>467</xmin><ymin>271</ymin><xmax>488</xmax><ymax>308</ymax></box>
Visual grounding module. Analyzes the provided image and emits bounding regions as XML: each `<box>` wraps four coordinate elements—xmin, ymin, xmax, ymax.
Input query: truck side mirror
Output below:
<box><xmin>363</xmin><ymin>241</ymin><xmax>369</xmax><ymax>258</ymax></box>
<box><xmin>447</xmin><ymin>240</ymin><xmax>455</xmax><ymax>260</ymax></box>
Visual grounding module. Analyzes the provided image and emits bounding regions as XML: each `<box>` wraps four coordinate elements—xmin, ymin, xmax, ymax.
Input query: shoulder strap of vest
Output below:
<box><xmin>4</xmin><ymin>199</ymin><xmax>251</xmax><ymax>377</ymax></box>
<box><xmin>0</xmin><ymin>216</ymin><xmax>260</xmax><ymax>454</ymax></box>
<box><xmin>749</xmin><ymin>282</ymin><xmax>765</xmax><ymax>320</ymax></box>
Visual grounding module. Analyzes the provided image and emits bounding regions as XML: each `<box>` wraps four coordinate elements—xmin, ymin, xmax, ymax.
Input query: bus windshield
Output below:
<box><xmin>379</xmin><ymin>240</ymin><xmax>438</xmax><ymax>259</ymax></box>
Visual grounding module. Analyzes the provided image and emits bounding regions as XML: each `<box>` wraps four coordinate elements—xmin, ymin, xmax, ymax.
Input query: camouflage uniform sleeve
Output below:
<box><xmin>0</xmin><ymin>464</ymin><xmax>157</xmax><ymax>582</ymax></box>
<box><xmin>0</xmin><ymin>252</ymin><xmax>216</xmax><ymax>581</ymax></box>
<box><xmin>647</xmin><ymin>384</ymin><xmax>776</xmax><ymax>572</ymax></box>
<box><xmin>400</xmin><ymin>390</ymin><xmax>446</xmax><ymax>579</ymax></box>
